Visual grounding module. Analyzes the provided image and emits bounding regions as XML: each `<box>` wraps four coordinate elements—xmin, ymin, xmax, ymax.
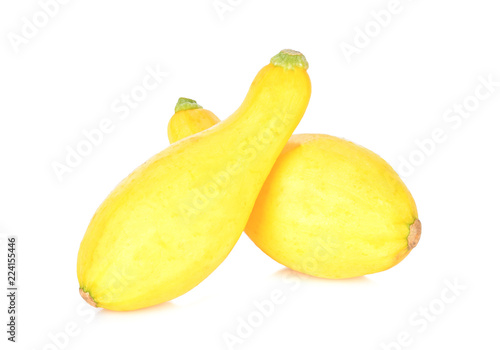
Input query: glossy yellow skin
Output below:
<box><xmin>169</xmin><ymin>120</ymin><xmax>419</xmax><ymax>279</ymax></box>
<box><xmin>77</xmin><ymin>57</ymin><xmax>311</xmax><ymax>310</ymax></box>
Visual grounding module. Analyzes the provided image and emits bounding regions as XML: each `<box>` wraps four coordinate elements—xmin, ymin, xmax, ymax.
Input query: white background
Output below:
<box><xmin>1</xmin><ymin>0</ymin><xmax>499</xmax><ymax>349</ymax></box>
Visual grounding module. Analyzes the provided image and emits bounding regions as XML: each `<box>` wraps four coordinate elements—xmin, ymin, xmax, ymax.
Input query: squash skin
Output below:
<box><xmin>168</xmin><ymin>107</ymin><xmax>220</xmax><ymax>144</ymax></box>
<box><xmin>168</xmin><ymin>117</ymin><xmax>420</xmax><ymax>279</ymax></box>
<box><xmin>245</xmin><ymin>134</ymin><xmax>419</xmax><ymax>279</ymax></box>
<box><xmin>77</xmin><ymin>51</ymin><xmax>311</xmax><ymax>311</ymax></box>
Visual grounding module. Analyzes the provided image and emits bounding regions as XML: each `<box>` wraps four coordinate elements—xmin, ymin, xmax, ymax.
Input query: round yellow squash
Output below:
<box><xmin>245</xmin><ymin>133</ymin><xmax>420</xmax><ymax>279</ymax></box>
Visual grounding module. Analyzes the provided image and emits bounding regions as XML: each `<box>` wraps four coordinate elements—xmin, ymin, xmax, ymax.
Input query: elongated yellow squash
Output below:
<box><xmin>168</xmin><ymin>107</ymin><xmax>420</xmax><ymax>279</ymax></box>
<box><xmin>77</xmin><ymin>50</ymin><xmax>311</xmax><ymax>310</ymax></box>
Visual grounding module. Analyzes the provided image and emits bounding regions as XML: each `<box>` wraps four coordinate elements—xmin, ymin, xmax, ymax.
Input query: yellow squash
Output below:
<box><xmin>168</xmin><ymin>109</ymin><xmax>420</xmax><ymax>279</ymax></box>
<box><xmin>168</xmin><ymin>98</ymin><xmax>220</xmax><ymax>144</ymax></box>
<box><xmin>77</xmin><ymin>50</ymin><xmax>311</xmax><ymax>310</ymax></box>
